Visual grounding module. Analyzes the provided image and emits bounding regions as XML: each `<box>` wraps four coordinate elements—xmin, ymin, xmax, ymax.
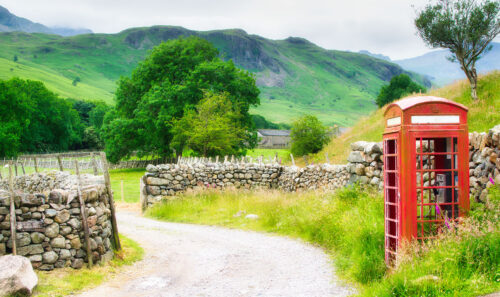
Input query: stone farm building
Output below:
<box><xmin>257</xmin><ymin>129</ymin><xmax>291</xmax><ymax>148</ymax></box>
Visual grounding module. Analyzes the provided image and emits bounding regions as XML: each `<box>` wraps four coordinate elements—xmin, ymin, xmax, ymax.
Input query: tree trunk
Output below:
<box><xmin>459</xmin><ymin>57</ymin><xmax>479</xmax><ymax>101</ymax></box>
<box><xmin>469</xmin><ymin>67</ymin><xmax>478</xmax><ymax>101</ymax></box>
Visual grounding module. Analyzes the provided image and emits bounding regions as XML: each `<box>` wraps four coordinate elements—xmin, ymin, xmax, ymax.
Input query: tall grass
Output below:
<box><xmin>146</xmin><ymin>185</ymin><xmax>500</xmax><ymax>296</ymax></box>
<box><xmin>368</xmin><ymin>186</ymin><xmax>500</xmax><ymax>297</ymax></box>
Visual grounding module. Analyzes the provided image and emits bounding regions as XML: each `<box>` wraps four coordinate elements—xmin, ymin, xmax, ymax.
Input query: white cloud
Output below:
<box><xmin>0</xmin><ymin>0</ymin><xmax>449</xmax><ymax>59</ymax></box>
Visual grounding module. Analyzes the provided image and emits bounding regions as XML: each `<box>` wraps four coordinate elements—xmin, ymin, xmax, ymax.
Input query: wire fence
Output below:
<box><xmin>0</xmin><ymin>153</ymin><xmax>103</xmax><ymax>179</ymax></box>
<box><xmin>0</xmin><ymin>152</ymin><xmax>178</xmax><ymax>179</ymax></box>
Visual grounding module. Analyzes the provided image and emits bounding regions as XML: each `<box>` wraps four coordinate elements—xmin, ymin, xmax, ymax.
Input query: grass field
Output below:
<box><xmin>33</xmin><ymin>234</ymin><xmax>143</xmax><ymax>297</ymax></box>
<box><xmin>146</xmin><ymin>186</ymin><xmax>500</xmax><ymax>297</ymax></box>
<box><xmin>246</xmin><ymin>148</ymin><xmax>291</xmax><ymax>164</ymax></box>
<box><xmin>0</xmin><ymin>57</ymin><xmax>114</xmax><ymax>103</ymax></box>
<box><xmin>109</xmin><ymin>168</ymin><xmax>145</xmax><ymax>203</ymax></box>
<box><xmin>314</xmin><ymin>71</ymin><xmax>500</xmax><ymax>164</ymax></box>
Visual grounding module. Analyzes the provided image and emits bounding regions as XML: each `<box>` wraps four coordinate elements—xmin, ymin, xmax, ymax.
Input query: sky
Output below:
<box><xmin>0</xmin><ymin>0</ymin><xmax>457</xmax><ymax>60</ymax></box>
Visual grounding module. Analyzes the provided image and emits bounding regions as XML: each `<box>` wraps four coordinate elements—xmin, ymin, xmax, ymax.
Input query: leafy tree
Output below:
<box><xmin>103</xmin><ymin>36</ymin><xmax>260</xmax><ymax>163</ymax></box>
<box><xmin>0</xmin><ymin>78</ymin><xmax>82</xmax><ymax>157</ymax></box>
<box><xmin>70</xmin><ymin>99</ymin><xmax>96</xmax><ymax>126</ymax></box>
<box><xmin>415</xmin><ymin>0</ymin><xmax>500</xmax><ymax>100</ymax></box>
<box><xmin>290</xmin><ymin>115</ymin><xmax>330</xmax><ymax>156</ymax></box>
<box><xmin>177</xmin><ymin>92</ymin><xmax>245</xmax><ymax>157</ymax></box>
<box><xmin>72</xmin><ymin>76</ymin><xmax>81</xmax><ymax>86</ymax></box>
<box><xmin>89</xmin><ymin>102</ymin><xmax>111</xmax><ymax>132</ymax></box>
<box><xmin>66</xmin><ymin>99</ymin><xmax>111</xmax><ymax>150</ymax></box>
<box><xmin>13</xmin><ymin>55</ymin><xmax>18</xmax><ymax>62</ymax></box>
<box><xmin>376</xmin><ymin>74</ymin><xmax>427</xmax><ymax>107</ymax></box>
<box><xmin>83</xmin><ymin>126</ymin><xmax>103</xmax><ymax>149</ymax></box>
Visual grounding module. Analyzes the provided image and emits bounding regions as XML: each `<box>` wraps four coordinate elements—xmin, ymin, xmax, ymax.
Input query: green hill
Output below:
<box><xmin>0</xmin><ymin>26</ymin><xmax>430</xmax><ymax>126</ymax></box>
<box><xmin>313</xmin><ymin>71</ymin><xmax>500</xmax><ymax>164</ymax></box>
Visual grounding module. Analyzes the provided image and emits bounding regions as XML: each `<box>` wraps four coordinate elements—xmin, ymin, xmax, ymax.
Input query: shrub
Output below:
<box><xmin>290</xmin><ymin>115</ymin><xmax>330</xmax><ymax>156</ymax></box>
<box><xmin>376</xmin><ymin>74</ymin><xmax>427</xmax><ymax>107</ymax></box>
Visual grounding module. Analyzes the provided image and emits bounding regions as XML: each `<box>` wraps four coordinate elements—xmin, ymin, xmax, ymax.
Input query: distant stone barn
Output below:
<box><xmin>257</xmin><ymin>129</ymin><xmax>291</xmax><ymax>149</ymax></box>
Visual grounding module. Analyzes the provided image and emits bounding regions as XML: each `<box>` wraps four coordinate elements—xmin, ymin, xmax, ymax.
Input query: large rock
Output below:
<box><xmin>364</xmin><ymin>142</ymin><xmax>382</xmax><ymax>154</ymax></box>
<box><xmin>347</xmin><ymin>151</ymin><xmax>365</xmax><ymax>163</ymax></box>
<box><xmin>50</xmin><ymin>237</ymin><xmax>66</xmax><ymax>249</ymax></box>
<box><xmin>350</xmin><ymin>141</ymin><xmax>368</xmax><ymax>151</ymax></box>
<box><xmin>54</xmin><ymin>209</ymin><xmax>70</xmax><ymax>223</ymax></box>
<box><xmin>0</xmin><ymin>255</ymin><xmax>38</xmax><ymax>296</ymax></box>
<box><xmin>146</xmin><ymin>177</ymin><xmax>169</xmax><ymax>186</ymax></box>
<box><xmin>45</xmin><ymin>223</ymin><xmax>59</xmax><ymax>238</ymax></box>
<box><xmin>42</xmin><ymin>251</ymin><xmax>58</xmax><ymax>264</ymax></box>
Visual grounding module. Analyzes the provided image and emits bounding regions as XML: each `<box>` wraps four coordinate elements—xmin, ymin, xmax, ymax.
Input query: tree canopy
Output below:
<box><xmin>415</xmin><ymin>0</ymin><xmax>500</xmax><ymax>100</ymax></box>
<box><xmin>376</xmin><ymin>74</ymin><xmax>427</xmax><ymax>107</ymax></box>
<box><xmin>174</xmin><ymin>92</ymin><xmax>246</xmax><ymax>157</ymax></box>
<box><xmin>0</xmin><ymin>78</ymin><xmax>83</xmax><ymax>157</ymax></box>
<box><xmin>103</xmin><ymin>36</ymin><xmax>260</xmax><ymax>163</ymax></box>
<box><xmin>290</xmin><ymin>115</ymin><xmax>330</xmax><ymax>156</ymax></box>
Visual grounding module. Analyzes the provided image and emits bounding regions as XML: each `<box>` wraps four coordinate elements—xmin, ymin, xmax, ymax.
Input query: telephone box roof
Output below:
<box><xmin>385</xmin><ymin>96</ymin><xmax>468</xmax><ymax>116</ymax></box>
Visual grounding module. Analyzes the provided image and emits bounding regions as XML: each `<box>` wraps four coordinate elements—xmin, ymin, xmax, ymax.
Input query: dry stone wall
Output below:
<box><xmin>142</xmin><ymin>125</ymin><xmax>500</xmax><ymax>209</ymax></box>
<box><xmin>0</xmin><ymin>171</ymin><xmax>114</xmax><ymax>270</ymax></box>
<box><xmin>142</xmin><ymin>163</ymin><xmax>282</xmax><ymax>208</ymax></box>
<box><xmin>469</xmin><ymin>125</ymin><xmax>500</xmax><ymax>202</ymax></box>
<box><xmin>142</xmin><ymin>162</ymin><xmax>354</xmax><ymax>209</ymax></box>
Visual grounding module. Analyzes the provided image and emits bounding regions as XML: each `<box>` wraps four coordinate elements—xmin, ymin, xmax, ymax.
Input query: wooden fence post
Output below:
<box><xmin>304</xmin><ymin>155</ymin><xmax>309</xmax><ymax>166</ymax></box>
<box><xmin>74</xmin><ymin>160</ymin><xmax>93</xmax><ymax>268</ymax></box>
<box><xmin>8</xmin><ymin>164</ymin><xmax>17</xmax><ymax>255</ymax></box>
<box><xmin>290</xmin><ymin>154</ymin><xmax>295</xmax><ymax>166</ymax></box>
<box><xmin>100</xmin><ymin>152</ymin><xmax>121</xmax><ymax>251</ymax></box>
<box><xmin>91</xmin><ymin>153</ymin><xmax>99</xmax><ymax>176</ymax></box>
<box><xmin>325</xmin><ymin>153</ymin><xmax>330</xmax><ymax>164</ymax></box>
<box><xmin>57</xmin><ymin>155</ymin><xmax>63</xmax><ymax>171</ymax></box>
<box><xmin>20</xmin><ymin>162</ymin><xmax>25</xmax><ymax>175</ymax></box>
<box><xmin>121</xmin><ymin>180</ymin><xmax>124</xmax><ymax>202</ymax></box>
<box><xmin>14</xmin><ymin>163</ymin><xmax>18</xmax><ymax>176</ymax></box>
<box><xmin>34</xmin><ymin>157</ymin><xmax>38</xmax><ymax>173</ymax></box>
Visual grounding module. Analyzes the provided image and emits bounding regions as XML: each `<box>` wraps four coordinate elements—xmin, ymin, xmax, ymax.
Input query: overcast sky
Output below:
<box><xmin>0</xmin><ymin>0</ymin><xmax>460</xmax><ymax>60</ymax></box>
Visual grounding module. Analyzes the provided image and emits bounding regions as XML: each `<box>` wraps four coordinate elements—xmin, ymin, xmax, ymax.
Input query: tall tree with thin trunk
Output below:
<box><xmin>415</xmin><ymin>0</ymin><xmax>499</xmax><ymax>100</ymax></box>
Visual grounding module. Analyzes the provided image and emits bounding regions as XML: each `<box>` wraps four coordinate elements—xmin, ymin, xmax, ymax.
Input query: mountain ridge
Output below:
<box><xmin>394</xmin><ymin>42</ymin><xmax>500</xmax><ymax>85</ymax></box>
<box><xmin>0</xmin><ymin>6</ymin><xmax>430</xmax><ymax>127</ymax></box>
<box><xmin>0</xmin><ymin>5</ymin><xmax>92</xmax><ymax>36</ymax></box>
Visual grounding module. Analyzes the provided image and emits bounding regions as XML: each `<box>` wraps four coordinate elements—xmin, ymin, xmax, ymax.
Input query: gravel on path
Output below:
<box><xmin>75</xmin><ymin>210</ymin><xmax>353</xmax><ymax>297</ymax></box>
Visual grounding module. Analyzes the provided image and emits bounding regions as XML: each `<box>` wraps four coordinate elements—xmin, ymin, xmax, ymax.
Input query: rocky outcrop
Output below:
<box><xmin>0</xmin><ymin>255</ymin><xmax>38</xmax><ymax>296</ymax></box>
<box><xmin>0</xmin><ymin>172</ymin><xmax>114</xmax><ymax>271</ymax></box>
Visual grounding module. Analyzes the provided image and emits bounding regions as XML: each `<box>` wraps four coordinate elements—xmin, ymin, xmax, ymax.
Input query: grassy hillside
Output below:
<box><xmin>0</xmin><ymin>57</ymin><xmax>113</xmax><ymax>102</ymax></box>
<box><xmin>314</xmin><ymin>71</ymin><xmax>500</xmax><ymax>164</ymax></box>
<box><xmin>0</xmin><ymin>27</ymin><xmax>429</xmax><ymax>126</ymax></box>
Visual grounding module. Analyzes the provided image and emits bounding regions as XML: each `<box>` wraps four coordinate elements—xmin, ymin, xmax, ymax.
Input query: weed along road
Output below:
<box><xmin>75</xmin><ymin>209</ymin><xmax>352</xmax><ymax>297</ymax></box>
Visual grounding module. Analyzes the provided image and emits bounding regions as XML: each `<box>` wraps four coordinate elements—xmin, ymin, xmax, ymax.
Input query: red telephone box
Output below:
<box><xmin>383</xmin><ymin>96</ymin><xmax>469</xmax><ymax>264</ymax></box>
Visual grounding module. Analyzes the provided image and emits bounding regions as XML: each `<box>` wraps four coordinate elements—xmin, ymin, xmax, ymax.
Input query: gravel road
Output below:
<box><xmin>76</xmin><ymin>210</ymin><xmax>352</xmax><ymax>297</ymax></box>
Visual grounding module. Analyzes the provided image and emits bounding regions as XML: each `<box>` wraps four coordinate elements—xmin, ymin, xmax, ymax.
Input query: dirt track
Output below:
<box><xmin>75</xmin><ymin>210</ymin><xmax>352</xmax><ymax>297</ymax></box>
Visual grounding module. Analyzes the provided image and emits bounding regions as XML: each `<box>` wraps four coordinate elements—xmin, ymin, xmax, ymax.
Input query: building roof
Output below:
<box><xmin>385</xmin><ymin>96</ymin><xmax>468</xmax><ymax>115</ymax></box>
<box><xmin>257</xmin><ymin>129</ymin><xmax>291</xmax><ymax>136</ymax></box>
